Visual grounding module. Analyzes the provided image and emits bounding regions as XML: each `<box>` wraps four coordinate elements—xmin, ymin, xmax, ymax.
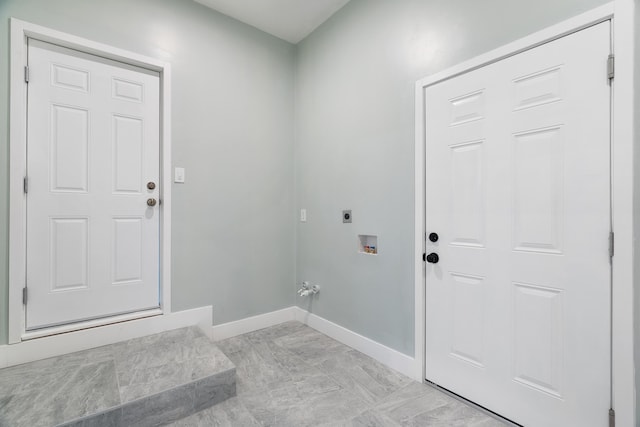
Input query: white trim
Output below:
<box><xmin>160</xmin><ymin>63</ymin><xmax>172</xmax><ymax>315</ymax></box>
<box><xmin>8</xmin><ymin>18</ymin><xmax>173</xmax><ymax>342</ymax></box>
<box><xmin>415</xmin><ymin>3</ymin><xmax>614</xmax><ymax>89</ymax></box>
<box><xmin>0</xmin><ymin>306</ymin><xmax>212</xmax><ymax>369</ymax></box>
<box><xmin>610</xmin><ymin>1</ymin><xmax>636</xmax><ymax>425</ymax></box>
<box><xmin>8</xmin><ymin>18</ymin><xmax>29</xmax><ymax>345</ymax></box>
<box><xmin>210</xmin><ymin>307</ymin><xmax>297</xmax><ymax>341</ymax></box>
<box><xmin>414</xmin><ymin>81</ymin><xmax>426</xmax><ymax>384</ymax></box>
<box><xmin>12</xmin><ymin>19</ymin><xmax>169</xmax><ymax>72</ymax></box>
<box><xmin>294</xmin><ymin>307</ymin><xmax>421</xmax><ymax>381</ymax></box>
<box><xmin>21</xmin><ymin>309</ymin><xmax>163</xmax><ymax>341</ymax></box>
<box><xmin>414</xmin><ymin>1</ymin><xmax>636</xmax><ymax>424</ymax></box>
<box><xmin>207</xmin><ymin>306</ymin><xmax>421</xmax><ymax>381</ymax></box>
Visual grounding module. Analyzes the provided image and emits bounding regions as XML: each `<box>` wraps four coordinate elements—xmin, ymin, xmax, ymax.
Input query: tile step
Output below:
<box><xmin>0</xmin><ymin>326</ymin><xmax>236</xmax><ymax>427</ymax></box>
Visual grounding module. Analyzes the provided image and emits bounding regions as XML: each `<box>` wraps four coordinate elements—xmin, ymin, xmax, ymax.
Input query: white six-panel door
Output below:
<box><xmin>425</xmin><ymin>22</ymin><xmax>611</xmax><ymax>426</ymax></box>
<box><xmin>26</xmin><ymin>39</ymin><xmax>161</xmax><ymax>330</ymax></box>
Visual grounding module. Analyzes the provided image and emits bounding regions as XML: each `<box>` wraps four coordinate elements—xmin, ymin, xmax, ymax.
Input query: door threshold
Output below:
<box><xmin>22</xmin><ymin>308</ymin><xmax>163</xmax><ymax>341</ymax></box>
<box><xmin>424</xmin><ymin>379</ymin><xmax>523</xmax><ymax>427</ymax></box>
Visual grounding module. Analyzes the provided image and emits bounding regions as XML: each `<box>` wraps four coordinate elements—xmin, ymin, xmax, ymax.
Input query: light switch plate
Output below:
<box><xmin>174</xmin><ymin>167</ymin><xmax>185</xmax><ymax>183</ymax></box>
<box><xmin>300</xmin><ymin>209</ymin><xmax>307</xmax><ymax>222</ymax></box>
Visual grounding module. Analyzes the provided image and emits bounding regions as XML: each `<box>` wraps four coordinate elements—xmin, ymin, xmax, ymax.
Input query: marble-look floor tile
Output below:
<box><xmin>228</xmin><ymin>344</ymin><xmax>295</xmax><ymax>394</ymax></box>
<box><xmin>116</xmin><ymin>331</ymin><xmax>234</xmax><ymax>404</ymax></box>
<box><xmin>168</xmin><ymin>397</ymin><xmax>261</xmax><ymax>427</ymax></box>
<box><xmin>244</xmin><ymin>321</ymin><xmax>309</xmax><ymax>344</ymax></box>
<box><xmin>272</xmin><ymin>328</ymin><xmax>351</xmax><ymax>366</ymax></box>
<box><xmin>0</xmin><ymin>345</ymin><xmax>114</xmax><ymax>398</ymax></box>
<box><xmin>1</xmin><ymin>321</ymin><xmax>511</xmax><ymax>427</ymax></box>
<box><xmin>374</xmin><ymin>382</ymin><xmax>454</xmax><ymax>425</ymax></box>
<box><xmin>402</xmin><ymin>401</ymin><xmax>506</xmax><ymax>427</ymax></box>
<box><xmin>469</xmin><ymin>417</ymin><xmax>510</xmax><ymax>427</ymax></box>
<box><xmin>112</xmin><ymin>328</ymin><xmax>204</xmax><ymax>366</ymax></box>
<box><xmin>119</xmin><ymin>354</ymin><xmax>228</xmax><ymax>403</ymax></box>
<box><xmin>209</xmin><ymin>322</ymin><xmax>507</xmax><ymax>427</ymax></box>
<box><xmin>336</xmin><ymin>408</ymin><xmax>402</xmax><ymax>427</ymax></box>
<box><xmin>57</xmin><ymin>408</ymin><xmax>123</xmax><ymax>427</ymax></box>
<box><xmin>115</xmin><ymin>334</ymin><xmax>228</xmax><ymax>380</ymax></box>
<box><xmin>241</xmin><ymin>377</ymin><xmax>369</xmax><ymax>427</ymax></box>
<box><xmin>318</xmin><ymin>349</ymin><xmax>412</xmax><ymax>405</ymax></box>
<box><xmin>193</xmin><ymin>369</ymin><xmax>237</xmax><ymax>413</ymax></box>
<box><xmin>0</xmin><ymin>360</ymin><xmax>120</xmax><ymax>427</ymax></box>
<box><xmin>121</xmin><ymin>383</ymin><xmax>195</xmax><ymax>427</ymax></box>
<box><xmin>216</xmin><ymin>335</ymin><xmax>254</xmax><ymax>358</ymax></box>
<box><xmin>59</xmin><ymin>361</ymin><xmax>121</xmax><ymax>419</ymax></box>
<box><xmin>79</xmin><ymin>408</ymin><xmax>123</xmax><ymax>427</ymax></box>
<box><xmin>250</xmin><ymin>339</ymin><xmax>331</xmax><ymax>387</ymax></box>
<box><xmin>0</xmin><ymin>326</ymin><xmax>236</xmax><ymax>427</ymax></box>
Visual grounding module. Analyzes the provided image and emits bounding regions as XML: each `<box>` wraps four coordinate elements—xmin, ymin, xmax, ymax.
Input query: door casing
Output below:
<box><xmin>414</xmin><ymin>2</ymin><xmax>636</xmax><ymax>425</ymax></box>
<box><xmin>8</xmin><ymin>18</ymin><xmax>173</xmax><ymax>342</ymax></box>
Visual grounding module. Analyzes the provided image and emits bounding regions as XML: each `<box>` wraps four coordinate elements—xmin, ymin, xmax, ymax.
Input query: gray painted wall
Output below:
<box><xmin>294</xmin><ymin>0</ymin><xmax>610</xmax><ymax>356</ymax></box>
<box><xmin>0</xmin><ymin>0</ymin><xmax>627</xmax><ymax>372</ymax></box>
<box><xmin>0</xmin><ymin>0</ymin><xmax>296</xmax><ymax>344</ymax></box>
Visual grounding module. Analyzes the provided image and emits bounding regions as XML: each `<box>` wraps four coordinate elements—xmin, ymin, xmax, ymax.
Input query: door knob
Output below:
<box><xmin>426</xmin><ymin>253</ymin><xmax>439</xmax><ymax>264</ymax></box>
<box><xmin>147</xmin><ymin>198</ymin><xmax>157</xmax><ymax>207</ymax></box>
<box><xmin>429</xmin><ymin>233</ymin><xmax>439</xmax><ymax>242</ymax></box>
<box><xmin>147</xmin><ymin>182</ymin><xmax>156</xmax><ymax>190</ymax></box>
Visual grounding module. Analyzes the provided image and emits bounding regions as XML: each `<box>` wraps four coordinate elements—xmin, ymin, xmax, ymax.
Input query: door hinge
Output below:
<box><xmin>24</xmin><ymin>66</ymin><xmax>29</xmax><ymax>83</ymax></box>
<box><xmin>609</xmin><ymin>408</ymin><xmax>615</xmax><ymax>427</ymax></box>
<box><xmin>609</xmin><ymin>231</ymin><xmax>614</xmax><ymax>260</ymax></box>
<box><xmin>22</xmin><ymin>287</ymin><xmax>27</xmax><ymax>305</ymax></box>
<box><xmin>607</xmin><ymin>54</ymin><xmax>615</xmax><ymax>80</ymax></box>
<box><xmin>23</xmin><ymin>176</ymin><xmax>28</xmax><ymax>194</ymax></box>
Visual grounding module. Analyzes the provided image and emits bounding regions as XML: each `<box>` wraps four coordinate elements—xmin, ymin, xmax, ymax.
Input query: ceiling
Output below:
<box><xmin>193</xmin><ymin>0</ymin><xmax>351</xmax><ymax>44</ymax></box>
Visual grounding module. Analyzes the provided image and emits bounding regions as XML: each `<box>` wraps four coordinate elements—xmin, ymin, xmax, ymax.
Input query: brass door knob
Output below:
<box><xmin>147</xmin><ymin>198</ymin><xmax>157</xmax><ymax>207</ymax></box>
<box><xmin>147</xmin><ymin>182</ymin><xmax>156</xmax><ymax>190</ymax></box>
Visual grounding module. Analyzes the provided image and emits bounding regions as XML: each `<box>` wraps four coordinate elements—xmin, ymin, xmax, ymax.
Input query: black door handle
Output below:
<box><xmin>429</xmin><ymin>233</ymin><xmax>439</xmax><ymax>242</ymax></box>
<box><xmin>426</xmin><ymin>253</ymin><xmax>439</xmax><ymax>264</ymax></box>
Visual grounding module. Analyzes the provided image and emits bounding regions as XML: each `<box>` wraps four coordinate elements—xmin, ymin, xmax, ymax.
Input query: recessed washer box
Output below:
<box><xmin>358</xmin><ymin>235</ymin><xmax>378</xmax><ymax>255</ymax></box>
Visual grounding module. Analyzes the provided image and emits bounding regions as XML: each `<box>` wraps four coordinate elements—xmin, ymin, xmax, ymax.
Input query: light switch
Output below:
<box><xmin>174</xmin><ymin>167</ymin><xmax>185</xmax><ymax>183</ymax></box>
<box><xmin>300</xmin><ymin>209</ymin><xmax>307</xmax><ymax>222</ymax></box>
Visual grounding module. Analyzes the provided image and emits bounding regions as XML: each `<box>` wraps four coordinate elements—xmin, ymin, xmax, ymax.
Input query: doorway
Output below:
<box><xmin>424</xmin><ymin>22</ymin><xmax>611</xmax><ymax>426</ymax></box>
<box><xmin>25</xmin><ymin>39</ymin><xmax>161</xmax><ymax>330</ymax></box>
<box><xmin>9</xmin><ymin>19</ymin><xmax>172</xmax><ymax>342</ymax></box>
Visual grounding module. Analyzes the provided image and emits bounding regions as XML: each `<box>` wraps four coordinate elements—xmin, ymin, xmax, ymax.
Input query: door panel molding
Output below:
<box><xmin>9</xmin><ymin>18</ymin><xmax>172</xmax><ymax>342</ymax></box>
<box><xmin>414</xmin><ymin>1</ymin><xmax>636</xmax><ymax>425</ymax></box>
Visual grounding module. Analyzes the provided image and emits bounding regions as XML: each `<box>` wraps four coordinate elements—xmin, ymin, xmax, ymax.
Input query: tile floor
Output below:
<box><xmin>0</xmin><ymin>327</ymin><xmax>235</xmax><ymax>427</ymax></box>
<box><xmin>170</xmin><ymin>321</ymin><xmax>507</xmax><ymax>427</ymax></box>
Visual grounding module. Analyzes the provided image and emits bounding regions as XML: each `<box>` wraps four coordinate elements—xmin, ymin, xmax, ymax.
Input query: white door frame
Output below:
<box><xmin>8</xmin><ymin>19</ymin><xmax>173</xmax><ymax>343</ymax></box>
<box><xmin>414</xmin><ymin>2</ymin><xmax>636</xmax><ymax>425</ymax></box>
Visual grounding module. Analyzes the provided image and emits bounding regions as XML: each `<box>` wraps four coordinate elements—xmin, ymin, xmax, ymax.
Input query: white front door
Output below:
<box><xmin>425</xmin><ymin>22</ymin><xmax>611</xmax><ymax>426</ymax></box>
<box><xmin>26</xmin><ymin>39</ymin><xmax>161</xmax><ymax>330</ymax></box>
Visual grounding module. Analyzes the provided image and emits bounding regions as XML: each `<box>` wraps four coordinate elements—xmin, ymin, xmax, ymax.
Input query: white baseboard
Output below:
<box><xmin>2</xmin><ymin>303</ymin><xmax>421</xmax><ymax>383</ymax></box>
<box><xmin>207</xmin><ymin>305</ymin><xmax>421</xmax><ymax>381</ymax></box>
<box><xmin>0</xmin><ymin>306</ymin><xmax>213</xmax><ymax>369</ymax></box>
<box><xmin>293</xmin><ymin>307</ymin><xmax>422</xmax><ymax>381</ymax></box>
<box><xmin>211</xmin><ymin>307</ymin><xmax>297</xmax><ymax>341</ymax></box>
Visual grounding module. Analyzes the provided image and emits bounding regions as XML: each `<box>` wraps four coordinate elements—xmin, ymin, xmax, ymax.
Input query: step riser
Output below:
<box><xmin>59</xmin><ymin>369</ymin><xmax>236</xmax><ymax>427</ymax></box>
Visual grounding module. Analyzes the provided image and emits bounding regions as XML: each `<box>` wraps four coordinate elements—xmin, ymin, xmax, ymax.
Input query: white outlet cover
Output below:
<box><xmin>174</xmin><ymin>167</ymin><xmax>185</xmax><ymax>183</ymax></box>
